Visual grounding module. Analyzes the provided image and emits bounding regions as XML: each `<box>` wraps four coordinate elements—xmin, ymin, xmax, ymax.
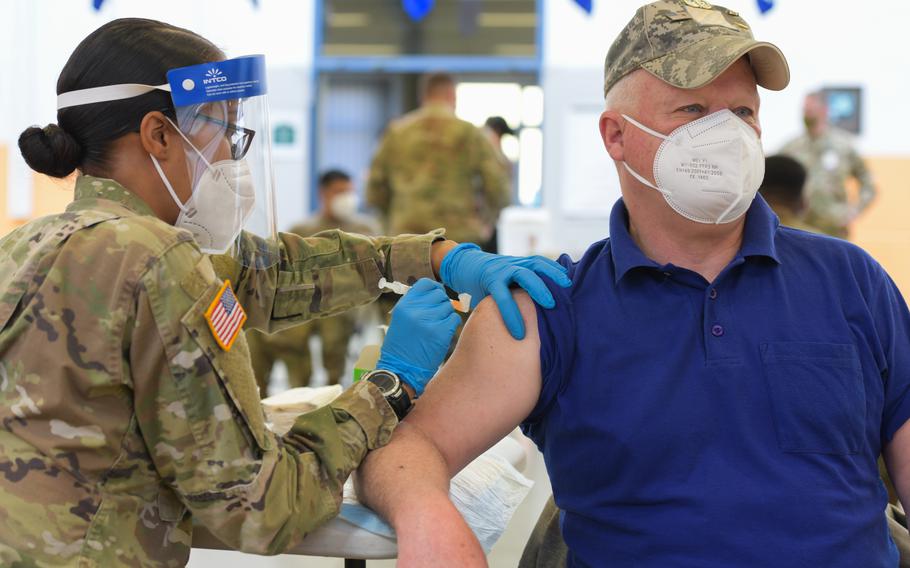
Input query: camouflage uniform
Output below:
<box><xmin>247</xmin><ymin>213</ymin><xmax>380</xmax><ymax>392</ymax></box>
<box><xmin>762</xmin><ymin>200</ymin><xmax>822</xmax><ymax>234</ymax></box>
<box><xmin>0</xmin><ymin>176</ymin><xmax>441</xmax><ymax>566</ymax></box>
<box><xmin>367</xmin><ymin>103</ymin><xmax>510</xmax><ymax>246</ymax></box>
<box><xmin>518</xmin><ymin>495</ymin><xmax>567</xmax><ymax>568</ymax></box>
<box><xmin>780</xmin><ymin>127</ymin><xmax>877</xmax><ymax>238</ymax></box>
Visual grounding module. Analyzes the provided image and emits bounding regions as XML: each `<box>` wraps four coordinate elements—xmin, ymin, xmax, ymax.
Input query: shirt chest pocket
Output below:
<box><xmin>761</xmin><ymin>342</ymin><xmax>866</xmax><ymax>455</ymax></box>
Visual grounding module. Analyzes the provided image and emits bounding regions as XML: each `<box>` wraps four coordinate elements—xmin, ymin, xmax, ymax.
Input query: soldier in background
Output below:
<box><xmin>780</xmin><ymin>91</ymin><xmax>877</xmax><ymax>238</ymax></box>
<box><xmin>367</xmin><ymin>72</ymin><xmax>510</xmax><ymax>247</ymax></box>
<box><xmin>247</xmin><ymin>169</ymin><xmax>380</xmax><ymax>393</ymax></box>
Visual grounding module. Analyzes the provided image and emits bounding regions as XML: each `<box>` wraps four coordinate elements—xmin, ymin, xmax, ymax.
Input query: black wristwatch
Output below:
<box><xmin>363</xmin><ymin>369</ymin><xmax>412</xmax><ymax>420</ymax></box>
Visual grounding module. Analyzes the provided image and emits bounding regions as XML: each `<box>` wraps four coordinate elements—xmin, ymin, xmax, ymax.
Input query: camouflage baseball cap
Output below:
<box><xmin>604</xmin><ymin>0</ymin><xmax>789</xmax><ymax>96</ymax></box>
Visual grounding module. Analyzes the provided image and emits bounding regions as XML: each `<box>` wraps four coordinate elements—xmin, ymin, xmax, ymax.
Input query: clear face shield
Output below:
<box><xmin>56</xmin><ymin>55</ymin><xmax>280</xmax><ymax>268</ymax></box>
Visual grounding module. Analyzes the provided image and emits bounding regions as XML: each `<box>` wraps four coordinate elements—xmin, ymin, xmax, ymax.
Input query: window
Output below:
<box><xmin>456</xmin><ymin>83</ymin><xmax>544</xmax><ymax>206</ymax></box>
<box><xmin>322</xmin><ymin>0</ymin><xmax>538</xmax><ymax>57</ymax></box>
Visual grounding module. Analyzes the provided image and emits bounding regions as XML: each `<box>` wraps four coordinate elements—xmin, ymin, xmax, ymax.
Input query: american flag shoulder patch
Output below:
<box><xmin>204</xmin><ymin>280</ymin><xmax>247</xmax><ymax>351</ymax></box>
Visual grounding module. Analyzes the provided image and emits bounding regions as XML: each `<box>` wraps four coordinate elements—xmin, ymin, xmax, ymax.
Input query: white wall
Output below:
<box><xmin>0</xmin><ymin>0</ymin><xmax>315</xmax><ymax>226</ymax></box>
<box><xmin>540</xmin><ymin>0</ymin><xmax>910</xmax><ymax>258</ymax></box>
<box><xmin>6</xmin><ymin>0</ymin><xmax>909</xmax><ymax>246</ymax></box>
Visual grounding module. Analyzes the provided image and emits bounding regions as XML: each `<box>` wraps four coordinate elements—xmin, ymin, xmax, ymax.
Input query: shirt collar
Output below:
<box><xmin>739</xmin><ymin>195</ymin><xmax>781</xmax><ymax>264</ymax></box>
<box><xmin>608</xmin><ymin>200</ymin><xmax>660</xmax><ymax>283</ymax></box>
<box><xmin>67</xmin><ymin>175</ymin><xmax>157</xmax><ymax>217</ymax></box>
<box><xmin>609</xmin><ymin>195</ymin><xmax>781</xmax><ymax>284</ymax></box>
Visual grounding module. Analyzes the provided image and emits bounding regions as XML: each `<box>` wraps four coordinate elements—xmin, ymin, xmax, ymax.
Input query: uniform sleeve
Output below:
<box><xmin>366</xmin><ymin>130</ymin><xmax>393</xmax><ymax>218</ymax></box>
<box><xmin>211</xmin><ymin>227</ymin><xmax>444</xmax><ymax>333</ymax></box>
<box><xmin>130</xmin><ymin>241</ymin><xmax>399</xmax><ymax>554</ymax></box>
<box><xmin>470</xmin><ymin>127</ymin><xmax>511</xmax><ymax>219</ymax></box>
<box><xmin>849</xmin><ymin>149</ymin><xmax>877</xmax><ymax>213</ymax></box>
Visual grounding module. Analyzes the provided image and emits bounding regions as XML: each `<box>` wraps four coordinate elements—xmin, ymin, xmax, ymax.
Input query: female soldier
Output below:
<box><xmin>0</xmin><ymin>18</ymin><xmax>570</xmax><ymax>567</ymax></box>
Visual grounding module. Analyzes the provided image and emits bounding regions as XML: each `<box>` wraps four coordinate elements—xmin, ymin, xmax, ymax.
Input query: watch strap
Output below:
<box><xmin>364</xmin><ymin>370</ymin><xmax>412</xmax><ymax>420</ymax></box>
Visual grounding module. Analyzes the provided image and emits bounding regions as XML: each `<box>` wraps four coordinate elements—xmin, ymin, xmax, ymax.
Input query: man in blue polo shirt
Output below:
<box><xmin>356</xmin><ymin>2</ymin><xmax>910</xmax><ymax>566</ymax></box>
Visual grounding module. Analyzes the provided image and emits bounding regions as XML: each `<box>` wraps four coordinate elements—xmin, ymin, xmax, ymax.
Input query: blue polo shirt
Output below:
<box><xmin>522</xmin><ymin>197</ymin><xmax>910</xmax><ymax>568</ymax></box>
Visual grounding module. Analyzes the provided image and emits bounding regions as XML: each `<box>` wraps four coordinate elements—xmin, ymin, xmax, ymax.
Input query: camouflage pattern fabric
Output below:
<box><xmin>0</xmin><ymin>176</ymin><xmax>443</xmax><ymax>566</ymax></box>
<box><xmin>603</xmin><ymin>0</ymin><xmax>789</xmax><ymax>96</ymax></box>
<box><xmin>518</xmin><ymin>495</ymin><xmax>567</xmax><ymax>568</ymax></box>
<box><xmin>367</xmin><ymin>103</ymin><xmax>510</xmax><ymax>246</ymax></box>
<box><xmin>779</xmin><ymin>127</ymin><xmax>877</xmax><ymax>238</ymax></box>
<box><xmin>289</xmin><ymin>213</ymin><xmax>380</xmax><ymax>241</ymax></box>
<box><xmin>761</xmin><ymin>199</ymin><xmax>823</xmax><ymax>234</ymax></box>
<box><xmin>247</xmin><ymin>314</ymin><xmax>356</xmax><ymax>392</ymax></box>
<box><xmin>246</xmin><ymin>213</ymin><xmax>380</xmax><ymax>392</ymax></box>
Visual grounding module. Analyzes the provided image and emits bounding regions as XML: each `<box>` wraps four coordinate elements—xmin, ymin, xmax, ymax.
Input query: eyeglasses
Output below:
<box><xmin>196</xmin><ymin>114</ymin><xmax>256</xmax><ymax>160</ymax></box>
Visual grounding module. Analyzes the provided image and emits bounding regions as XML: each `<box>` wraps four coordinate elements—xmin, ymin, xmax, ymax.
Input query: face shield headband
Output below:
<box><xmin>57</xmin><ymin>54</ymin><xmax>267</xmax><ymax>114</ymax></box>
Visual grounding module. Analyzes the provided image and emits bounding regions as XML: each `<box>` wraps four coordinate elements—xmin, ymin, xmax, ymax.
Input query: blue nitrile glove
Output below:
<box><xmin>439</xmin><ymin>243</ymin><xmax>572</xmax><ymax>340</ymax></box>
<box><xmin>376</xmin><ymin>278</ymin><xmax>462</xmax><ymax>397</ymax></box>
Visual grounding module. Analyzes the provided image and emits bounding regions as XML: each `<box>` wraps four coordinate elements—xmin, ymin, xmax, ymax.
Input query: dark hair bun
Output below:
<box><xmin>18</xmin><ymin>124</ymin><xmax>83</xmax><ymax>178</ymax></box>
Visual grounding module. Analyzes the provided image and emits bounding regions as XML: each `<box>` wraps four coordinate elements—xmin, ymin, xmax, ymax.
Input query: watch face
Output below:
<box><xmin>365</xmin><ymin>370</ymin><xmax>410</xmax><ymax>420</ymax></box>
<box><xmin>366</xmin><ymin>371</ymin><xmax>397</xmax><ymax>395</ymax></box>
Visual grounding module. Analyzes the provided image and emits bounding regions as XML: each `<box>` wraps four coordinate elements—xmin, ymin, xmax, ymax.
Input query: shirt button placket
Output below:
<box><xmin>705</xmin><ymin>285</ymin><xmax>725</xmax><ymax>361</ymax></box>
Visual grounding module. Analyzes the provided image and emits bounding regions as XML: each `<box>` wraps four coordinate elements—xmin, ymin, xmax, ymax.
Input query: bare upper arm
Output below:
<box><xmin>403</xmin><ymin>290</ymin><xmax>543</xmax><ymax>476</ymax></box>
<box><xmin>884</xmin><ymin>419</ymin><xmax>910</xmax><ymax>505</ymax></box>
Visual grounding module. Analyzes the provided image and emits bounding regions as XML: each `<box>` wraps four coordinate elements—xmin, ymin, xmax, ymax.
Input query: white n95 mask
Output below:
<box><xmin>329</xmin><ymin>192</ymin><xmax>359</xmax><ymax>222</ymax></box>
<box><xmin>622</xmin><ymin>109</ymin><xmax>765</xmax><ymax>224</ymax></box>
<box><xmin>151</xmin><ymin>120</ymin><xmax>256</xmax><ymax>254</ymax></box>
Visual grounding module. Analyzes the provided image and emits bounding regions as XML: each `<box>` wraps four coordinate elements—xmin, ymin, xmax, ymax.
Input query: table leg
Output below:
<box><xmin>344</xmin><ymin>559</ymin><xmax>366</xmax><ymax>568</ymax></box>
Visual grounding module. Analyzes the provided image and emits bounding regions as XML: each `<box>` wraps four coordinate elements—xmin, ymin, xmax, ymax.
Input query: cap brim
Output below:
<box><xmin>640</xmin><ymin>36</ymin><xmax>790</xmax><ymax>92</ymax></box>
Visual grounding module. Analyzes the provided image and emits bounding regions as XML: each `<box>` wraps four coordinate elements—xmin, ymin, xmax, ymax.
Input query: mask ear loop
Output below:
<box><xmin>149</xmin><ymin>154</ymin><xmax>191</xmax><ymax>215</ymax></box>
<box><xmin>164</xmin><ymin>116</ymin><xmax>215</xmax><ymax>170</ymax></box>
<box><xmin>622</xmin><ymin>161</ymin><xmax>666</xmax><ymax>194</ymax></box>
<box><xmin>622</xmin><ymin>114</ymin><xmax>670</xmax><ymax>141</ymax></box>
<box><xmin>620</xmin><ymin>114</ymin><xmax>673</xmax><ymax>197</ymax></box>
<box><xmin>150</xmin><ymin>117</ymin><xmax>219</xmax><ymax>216</ymax></box>
<box><xmin>162</xmin><ymin>116</ymin><xmax>223</xmax><ymax>215</ymax></box>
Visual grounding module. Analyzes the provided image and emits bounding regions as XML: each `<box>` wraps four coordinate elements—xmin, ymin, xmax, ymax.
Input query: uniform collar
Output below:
<box><xmin>67</xmin><ymin>176</ymin><xmax>158</xmax><ymax>217</ymax></box>
<box><xmin>609</xmin><ymin>195</ymin><xmax>781</xmax><ymax>284</ymax></box>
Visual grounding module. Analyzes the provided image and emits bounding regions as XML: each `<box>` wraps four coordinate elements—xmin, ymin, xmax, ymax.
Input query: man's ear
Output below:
<box><xmin>599</xmin><ymin>110</ymin><xmax>626</xmax><ymax>163</ymax></box>
<box><xmin>139</xmin><ymin>111</ymin><xmax>175</xmax><ymax>161</ymax></box>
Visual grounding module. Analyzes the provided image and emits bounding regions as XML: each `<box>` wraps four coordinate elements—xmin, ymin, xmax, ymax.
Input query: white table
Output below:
<box><xmin>192</xmin><ymin>430</ymin><xmax>534</xmax><ymax>566</ymax></box>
